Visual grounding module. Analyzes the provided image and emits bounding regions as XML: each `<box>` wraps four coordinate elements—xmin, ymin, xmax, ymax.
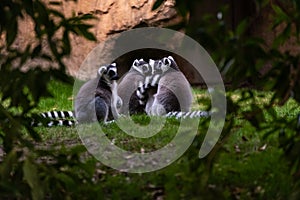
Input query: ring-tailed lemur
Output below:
<box><xmin>31</xmin><ymin>57</ymin><xmax>208</xmax><ymax>127</ymax></box>
<box><xmin>117</xmin><ymin>59</ymin><xmax>152</xmax><ymax>115</ymax></box>
<box><xmin>136</xmin><ymin>56</ymin><xmax>193</xmax><ymax>116</ymax></box>
<box><xmin>75</xmin><ymin>63</ymin><xmax>122</xmax><ymax>123</ymax></box>
<box><xmin>136</xmin><ymin>58</ymin><xmax>164</xmax><ymax>106</ymax></box>
<box><xmin>31</xmin><ymin>63</ymin><xmax>122</xmax><ymax>126</ymax></box>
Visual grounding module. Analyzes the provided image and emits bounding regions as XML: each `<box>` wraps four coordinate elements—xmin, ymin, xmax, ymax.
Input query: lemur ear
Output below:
<box><xmin>133</xmin><ymin>59</ymin><xmax>139</xmax><ymax>67</ymax></box>
<box><xmin>111</xmin><ymin>63</ymin><xmax>116</xmax><ymax>67</ymax></box>
<box><xmin>138</xmin><ymin>58</ymin><xmax>144</xmax><ymax>62</ymax></box>
<box><xmin>149</xmin><ymin>59</ymin><xmax>155</xmax><ymax>66</ymax></box>
<box><xmin>166</xmin><ymin>56</ymin><xmax>179</xmax><ymax>70</ymax></box>
<box><xmin>160</xmin><ymin>57</ymin><xmax>172</xmax><ymax>73</ymax></box>
<box><xmin>167</xmin><ymin>56</ymin><xmax>175</xmax><ymax>62</ymax></box>
<box><xmin>98</xmin><ymin>66</ymin><xmax>107</xmax><ymax>76</ymax></box>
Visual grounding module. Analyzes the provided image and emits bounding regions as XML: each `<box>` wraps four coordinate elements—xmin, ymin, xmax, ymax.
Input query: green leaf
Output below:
<box><xmin>76</xmin><ymin>24</ymin><xmax>97</xmax><ymax>41</ymax></box>
<box><xmin>49</xmin><ymin>1</ymin><xmax>62</xmax><ymax>6</ymax></box>
<box><xmin>23</xmin><ymin>159</ymin><xmax>44</xmax><ymax>200</ymax></box>
<box><xmin>273</xmin><ymin>23</ymin><xmax>291</xmax><ymax>48</ymax></box>
<box><xmin>32</xmin><ymin>44</ymin><xmax>42</xmax><ymax>58</ymax></box>
<box><xmin>152</xmin><ymin>0</ymin><xmax>165</xmax><ymax>10</ymax></box>
<box><xmin>236</xmin><ymin>19</ymin><xmax>248</xmax><ymax>36</ymax></box>
<box><xmin>267</xmin><ymin>107</ymin><xmax>278</xmax><ymax>119</ymax></box>
<box><xmin>55</xmin><ymin>173</ymin><xmax>76</xmax><ymax>190</ymax></box>
<box><xmin>20</xmin><ymin>45</ymin><xmax>31</xmax><ymax>65</ymax></box>
<box><xmin>77</xmin><ymin>13</ymin><xmax>96</xmax><ymax>21</ymax></box>
<box><xmin>69</xmin><ymin>145</ymin><xmax>86</xmax><ymax>155</ymax></box>
<box><xmin>272</xmin><ymin>4</ymin><xmax>289</xmax><ymax>19</ymax></box>
<box><xmin>6</xmin><ymin>20</ymin><xmax>18</xmax><ymax>47</ymax></box>
<box><xmin>62</xmin><ymin>31</ymin><xmax>71</xmax><ymax>55</ymax></box>
<box><xmin>176</xmin><ymin>0</ymin><xmax>189</xmax><ymax>19</ymax></box>
<box><xmin>24</xmin><ymin>123</ymin><xmax>42</xmax><ymax>142</ymax></box>
<box><xmin>49</xmin><ymin>9</ymin><xmax>65</xmax><ymax>19</ymax></box>
<box><xmin>23</xmin><ymin>0</ymin><xmax>35</xmax><ymax>16</ymax></box>
<box><xmin>0</xmin><ymin>151</ymin><xmax>17</xmax><ymax>180</ymax></box>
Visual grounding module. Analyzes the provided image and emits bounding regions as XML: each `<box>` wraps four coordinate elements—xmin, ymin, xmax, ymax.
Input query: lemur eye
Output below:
<box><xmin>163</xmin><ymin>58</ymin><xmax>171</xmax><ymax>65</ymax></box>
<box><xmin>156</xmin><ymin>60</ymin><xmax>163</xmax><ymax>68</ymax></box>
<box><xmin>142</xmin><ymin>65</ymin><xmax>149</xmax><ymax>72</ymax></box>
<box><xmin>108</xmin><ymin>69</ymin><xmax>115</xmax><ymax>77</ymax></box>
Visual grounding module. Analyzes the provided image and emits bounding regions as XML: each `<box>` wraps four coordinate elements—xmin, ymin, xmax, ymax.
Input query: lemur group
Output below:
<box><xmin>32</xmin><ymin>56</ymin><xmax>209</xmax><ymax>127</ymax></box>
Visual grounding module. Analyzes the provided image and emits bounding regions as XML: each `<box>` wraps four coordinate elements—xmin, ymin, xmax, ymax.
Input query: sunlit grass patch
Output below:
<box><xmin>192</xmin><ymin>87</ymin><xmax>211</xmax><ymax>110</ymax></box>
<box><xmin>34</xmin><ymin>79</ymin><xmax>74</xmax><ymax>112</ymax></box>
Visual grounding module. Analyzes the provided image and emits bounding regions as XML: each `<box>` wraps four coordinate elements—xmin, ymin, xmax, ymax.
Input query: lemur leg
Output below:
<box><xmin>95</xmin><ymin>96</ymin><xmax>109</xmax><ymax>122</ymax></box>
<box><xmin>76</xmin><ymin>97</ymin><xmax>99</xmax><ymax>123</ymax></box>
<box><xmin>148</xmin><ymin>94</ymin><xmax>167</xmax><ymax>116</ymax></box>
<box><xmin>110</xmin><ymin>80</ymin><xmax>122</xmax><ymax>119</ymax></box>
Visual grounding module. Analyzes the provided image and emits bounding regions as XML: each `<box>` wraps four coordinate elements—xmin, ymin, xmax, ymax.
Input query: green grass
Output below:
<box><xmin>35</xmin><ymin>79</ymin><xmax>74</xmax><ymax>112</ymax></box>
<box><xmin>32</xmin><ymin>81</ymin><xmax>299</xmax><ymax>199</ymax></box>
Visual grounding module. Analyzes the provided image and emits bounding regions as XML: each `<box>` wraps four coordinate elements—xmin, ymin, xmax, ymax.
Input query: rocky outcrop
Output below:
<box><xmin>7</xmin><ymin>0</ymin><xmax>209</xmax><ymax>84</ymax></box>
<box><xmin>17</xmin><ymin>0</ymin><xmax>181</xmax><ymax>78</ymax></box>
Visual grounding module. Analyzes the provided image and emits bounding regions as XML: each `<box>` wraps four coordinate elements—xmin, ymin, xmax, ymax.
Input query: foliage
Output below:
<box><xmin>0</xmin><ymin>0</ymin><xmax>97</xmax><ymax>199</ymax></box>
<box><xmin>33</xmin><ymin>86</ymin><xmax>298</xmax><ymax>199</ymax></box>
<box><xmin>154</xmin><ymin>0</ymin><xmax>300</xmax><ymax>197</ymax></box>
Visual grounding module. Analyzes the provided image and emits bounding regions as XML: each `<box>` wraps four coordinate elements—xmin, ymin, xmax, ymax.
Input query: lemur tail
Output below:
<box><xmin>165</xmin><ymin>110</ymin><xmax>210</xmax><ymax>119</ymax></box>
<box><xmin>31</xmin><ymin>110</ymin><xmax>210</xmax><ymax>127</ymax></box>
<box><xmin>30</xmin><ymin>110</ymin><xmax>77</xmax><ymax>127</ymax></box>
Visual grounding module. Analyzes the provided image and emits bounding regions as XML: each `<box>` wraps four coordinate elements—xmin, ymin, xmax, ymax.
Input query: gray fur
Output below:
<box><xmin>31</xmin><ymin>64</ymin><xmax>121</xmax><ymax>126</ymax></box>
<box><xmin>117</xmin><ymin>59</ymin><xmax>152</xmax><ymax>115</ymax></box>
<box><xmin>75</xmin><ymin>63</ymin><xmax>121</xmax><ymax>123</ymax></box>
<box><xmin>145</xmin><ymin>56</ymin><xmax>193</xmax><ymax>116</ymax></box>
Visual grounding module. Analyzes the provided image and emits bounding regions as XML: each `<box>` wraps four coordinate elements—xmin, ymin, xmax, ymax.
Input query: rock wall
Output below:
<box><xmin>15</xmin><ymin>0</ymin><xmax>181</xmax><ymax>79</ymax></box>
<box><xmin>6</xmin><ymin>0</ymin><xmax>181</xmax><ymax>79</ymax></box>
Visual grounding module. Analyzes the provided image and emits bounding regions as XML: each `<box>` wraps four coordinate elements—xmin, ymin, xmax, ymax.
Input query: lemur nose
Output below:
<box><xmin>111</xmin><ymin>74</ymin><xmax>119</xmax><ymax>80</ymax></box>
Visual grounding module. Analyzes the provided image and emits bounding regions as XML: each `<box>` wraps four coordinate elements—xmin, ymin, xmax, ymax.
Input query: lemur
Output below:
<box><xmin>117</xmin><ymin>59</ymin><xmax>152</xmax><ymax>115</ymax></box>
<box><xmin>75</xmin><ymin>63</ymin><xmax>122</xmax><ymax>123</ymax></box>
<box><xmin>32</xmin><ymin>58</ymin><xmax>210</xmax><ymax>127</ymax></box>
<box><xmin>136</xmin><ymin>56</ymin><xmax>194</xmax><ymax>116</ymax></box>
<box><xmin>31</xmin><ymin>63</ymin><xmax>122</xmax><ymax>126</ymax></box>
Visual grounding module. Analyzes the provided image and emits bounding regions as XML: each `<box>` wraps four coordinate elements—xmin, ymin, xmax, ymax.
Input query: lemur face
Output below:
<box><xmin>98</xmin><ymin>63</ymin><xmax>119</xmax><ymax>81</ymax></box>
<box><xmin>132</xmin><ymin>59</ymin><xmax>151</xmax><ymax>75</ymax></box>
<box><xmin>149</xmin><ymin>59</ymin><xmax>163</xmax><ymax>75</ymax></box>
<box><xmin>106</xmin><ymin>63</ymin><xmax>119</xmax><ymax>80</ymax></box>
<box><xmin>148</xmin><ymin>56</ymin><xmax>179</xmax><ymax>75</ymax></box>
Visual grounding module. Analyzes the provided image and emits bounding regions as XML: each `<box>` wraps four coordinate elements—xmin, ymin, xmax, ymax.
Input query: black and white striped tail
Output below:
<box><xmin>136</xmin><ymin>80</ymin><xmax>148</xmax><ymax>105</ymax></box>
<box><xmin>31</xmin><ymin>119</ymin><xmax>77</xmax><ymax>127</ymax></box>
<box><xmin>31</xmin><ymin>110</ymin><xmax>77</xmax><ymax>127</ymax></box>
<box><xmin>136</xmin><ymin>74</ymin><xmax>161</xmax><ymax>105</ymax></box>
<box><xmin>39</xmin><ymin>110</ymin><xmax>74</xmax><ymax>119</ymax></box>
<box><xmin>165</xmin><ymin>110</ymin><xmax>210</xmax><ymax>119</ymax></box>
